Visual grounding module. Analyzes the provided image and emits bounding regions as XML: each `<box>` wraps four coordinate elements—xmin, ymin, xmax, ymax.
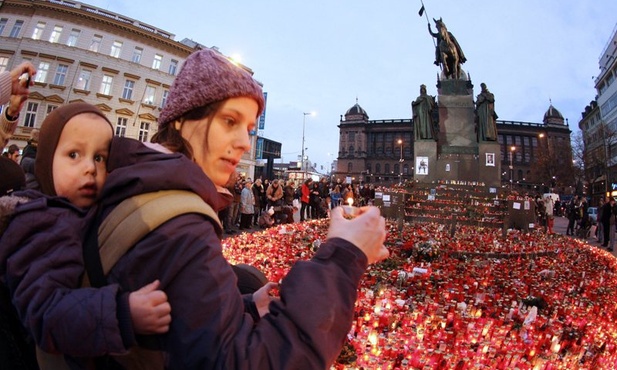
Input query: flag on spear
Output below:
<box><xmin>418</xmin><ymin>5</ymin><xmax>425</xmax><ymax>16</ymax></box>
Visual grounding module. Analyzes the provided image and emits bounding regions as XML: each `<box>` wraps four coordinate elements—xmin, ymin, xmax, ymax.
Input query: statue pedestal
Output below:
<box><xmin>414</xmin><ymin>140</ymin><xmax>437</xmax><ymax>184</ymax></box>
<box><xmin>478</xmin><ymin>141</ymin><xmax>502</xmax><ymax>188</ymax></box>
<box><xmin>437</xmin><ymin>93</ymin><xmax>476</xmax><ymax>151</ymax></box>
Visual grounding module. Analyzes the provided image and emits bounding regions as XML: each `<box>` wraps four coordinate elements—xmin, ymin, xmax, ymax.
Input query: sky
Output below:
<box><xmin>84</xmin><ymin>0</ymin><xmax>617</xmax><ymax>173</ymax></box>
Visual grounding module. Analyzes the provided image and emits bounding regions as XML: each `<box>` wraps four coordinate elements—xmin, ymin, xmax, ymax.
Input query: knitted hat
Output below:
<box><xmin>0</xmin><ymin>156</ymin><xmax>25</xmax><ymax>196</ymax></box>
<box><xmin>35</xmin><ymin>102</ymin><xmax>112</xmax><ymax>196</ymax></box>
<box><xmin>158</xmin><ymin>48</ymin><xmax>264</xmax><ymax>126</ymax></box>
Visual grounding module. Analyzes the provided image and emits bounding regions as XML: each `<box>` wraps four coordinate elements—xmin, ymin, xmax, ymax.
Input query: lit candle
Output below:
<box><xmin>343</xmin><ymin>198</ymin><xmax>359</xmax><ymax>217</ymax></box>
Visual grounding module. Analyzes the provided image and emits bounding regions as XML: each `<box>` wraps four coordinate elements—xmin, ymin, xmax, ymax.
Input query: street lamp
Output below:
<box><xmin>509</xmin><ymin>146</ymin><xmax>516</xmax><ymax>190</ymax></box>
<box><xmin>302</xmin><ymin>112</ymin><xmax>315</xmax><ymax>181</ymax></box>
<box><xmin>397</xmin><ymin>139</ymin><xmax>404</xmax><ymax>184</ymax></box>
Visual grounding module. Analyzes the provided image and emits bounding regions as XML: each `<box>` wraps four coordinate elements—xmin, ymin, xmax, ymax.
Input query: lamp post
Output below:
<box><xmin>301</xmin><ymin>112</ymin><xmax>314</xmax><ymax>181</ymax></box>
<box><xmin>509</xmin><ymin>146</ymin><xmax>516</xmax><ymax>190</ymax></box>
<box><xmin>398</xmin><ymin>139</ymin><xmax>404</xmax><ymax>184</ymax></box>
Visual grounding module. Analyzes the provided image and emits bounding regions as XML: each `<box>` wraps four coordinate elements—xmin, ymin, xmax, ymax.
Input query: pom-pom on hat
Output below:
<box><xmin>158</xmin><ymin>48</ymin><xmax>264</xmax><ymax>126</ymax></box>
<box><xmin>35</xmin><ymin>102</ymin><xmax>112</xmax><ymax>196</ymax></box>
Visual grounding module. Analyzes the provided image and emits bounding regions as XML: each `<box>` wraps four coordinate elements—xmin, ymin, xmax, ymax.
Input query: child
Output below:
<box><xmin>0</xmin><ymin>103</ymin><xmax>171</xmax><ymax>359</ymax></box>
<box><xmin>258</xmin><ymin>207</ymin><xmax>276</xmax><ymax>228</ymax></box>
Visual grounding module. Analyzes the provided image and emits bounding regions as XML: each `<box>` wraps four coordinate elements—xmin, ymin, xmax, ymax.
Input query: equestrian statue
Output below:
<box><xmin>428</xmin><ymin>18</ymin><xmax>467</xmax><ymax>80</ymax></box>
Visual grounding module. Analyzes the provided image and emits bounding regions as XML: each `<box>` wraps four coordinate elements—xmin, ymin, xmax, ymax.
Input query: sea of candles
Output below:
<box><xmin>222</xmin><ymin>220</ymin><xmax>617</xmax><ymax>369</ymax></box>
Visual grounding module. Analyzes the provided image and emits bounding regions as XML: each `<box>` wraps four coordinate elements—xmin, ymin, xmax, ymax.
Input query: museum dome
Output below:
<box><xmin>346</xmin><ymin>103</ymin><xmax>367</xmax><ymax>116</ymax></box>
<box><xmin>544</xmin><ymin>104</ymin><xmax>563</xmax><ymax>120</ymax></box>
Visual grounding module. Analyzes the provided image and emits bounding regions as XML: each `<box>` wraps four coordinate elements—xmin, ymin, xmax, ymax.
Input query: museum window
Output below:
<box><xmin>66</xmin><ymin>29</ymin><xmax>80</xmax><ymax>47</ymax></box>
<box><xmin>116</xmin><ymin>117</ymin><xmax>127</xmax><ymax>137</ymax></box>
<box><xmin>99</xmin><ymin>75</ymin><xmax>113</xmax><ymax>95</ymax></box>
<box><xmin>9</xmin><ymin>20</ymin><xmax>23</xmax><ymax>38</ymax></box>
<box><xmin>0</xmin><ymin>18</ymin><xmax>7</xmax><ymax>35</ymax></box>
<box><xmin>394</xmin><ymin>164</ymin><xmax>400</xmax><ymax>175</ymax></box>
<box><xmin>403</xmin><ymin>164</ymin><xmax>409</xmax><ymax>175</ymax></box>
<box><xmin>385</xmin><ymin>163</ymin><xmax>390</xmax><ymax>174</ymax></box>
<box><xmin>49</xmin><ymin>25</ymin><xmax>63</xmax><ymax>43</ymax></box>
<box><xmin>34</xmin><ymin>62</ymin><xmax>50</xmax><ymax>83</ymax></box>
<box><xmin>122</xmin><ymin>80</ymin><xmax>135</xmax><ymax>100</ymax></box>
<box><xmin>53</xmin><ymin>64</ymin><xmax>68</xmax><ymax>85</ymax></box>
<box><xmin>32</xmin><ymin>22</ymin><xmax>45</xmax><ymax>40</ymax></box>
<box><xmin>375</xmin><ymin>163</ymin><xmax>381</xmax><ymax>174</ymax></box>
<box><xmin>24</xmin><ymin>102</ymin><xmax>38</xmax><ymax>128</ymax></box>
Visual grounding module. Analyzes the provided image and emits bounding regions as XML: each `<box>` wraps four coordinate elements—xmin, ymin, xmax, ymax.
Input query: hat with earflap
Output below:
<box><xmin>35</xmin><ymin>102</ymin><xmax>112</xmax><ymax>196</ymax></box>
<box><xmin>158</xmin><ymin>48</ymin><xmax>265</xmax><ymax>127</ymax></box>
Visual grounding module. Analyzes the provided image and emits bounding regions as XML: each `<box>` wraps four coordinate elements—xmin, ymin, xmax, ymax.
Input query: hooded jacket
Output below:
<box><xmin>0</xmin><ymin>190</ymin><xmax>134</xmax><ymax>357</ymax></box>
<box><xmin>96</xmin><ymin>136</ymin><xmax>368</xmax><ymax>369</ymax></box>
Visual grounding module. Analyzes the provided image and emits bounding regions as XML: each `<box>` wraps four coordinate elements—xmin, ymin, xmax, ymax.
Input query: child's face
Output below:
<box><xmin>181</xmin><ymin>96</ymin><xmax>258</xmax><ymax>187</ymax></box>
<box><xmin>52</xmin><ymin>113</ymin><xmax>112</xmax><ymax>208</ymax></box>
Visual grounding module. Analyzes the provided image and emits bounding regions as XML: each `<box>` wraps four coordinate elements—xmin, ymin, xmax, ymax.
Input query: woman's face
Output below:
<box><xmin>180</xmin><ymin>97</ymin><xmax>258</xmax><ymax>187</ymax></box>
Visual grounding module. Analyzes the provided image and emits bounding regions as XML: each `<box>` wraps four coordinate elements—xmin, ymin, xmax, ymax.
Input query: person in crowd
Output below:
<box><xmin>0</xmin><ymin>155</ymin><xmax>25</xmax><ymax>196</ymax></box>
<box><xmin>258</xmin><ymin>207</ymin><xmax>275</xmax><ymax>228</ymax></box>
<box><xmin>601</xmin><ymin>197</ymin><xmax>615</xmax><ymax>250</ymax></box>
<box><xmin>579</xmin><ymin>197</ymin><xmax>590</xmax><ymax>238</ymax></box>
<box><xmin>4</xmin><ymin>143</ymin><xmax>20</xmax><ymax>163</ymax></box>
<box><xmin>309</xmin><ymin>181</ymin><xmax>321</xmax><ymax>219</ymax></box>
<box><xmin>221</xmin><ymin>172</ymin><xmax>238</xmax><ymax>235</ymax></box>
<box><xmin>251</xmin><ymin>178</ymin><xmax>265</xmax><ymax>226</ymax></box>
<box><xmin>596</xmin><ymin>197</ymin><xmax>605</xmax><ymax>244</ymax></box>
<box><xmin>239</xmin><ymin>179</ymin><xmax>255</xmax><ymax>230</ymax></box>
<box><xmin>19</xmin><ymin>128</ymin><xmax>39</xmax><ymax>189</ymax></box>
<box><xmin>231</xmin><ymin>174</ymin><xmax>243</xmax><ymax>227</ymax></box>
<box><xmin>89</xmin><ymin>48</ymin><xmax>388</xmax><ymax>368</ymax></box>
<box><xmin>342</xmin><ymin>183</ymin><xmax>354</xmax><ymax>205</ymax></box>
<box><xmin>330</xmin><ymin>184</ymin><xmax>342</xmax><ymax>208</ymax></box>
<box><xmin>266</xmin><ymin>178</ymin><xmax>283</xmax><ymax>208</ymax></box>
<box><xmin>544</xmin><ymin>194</ymin><xmax>555</xmax><ymax>234</ymax></box>
<box><xmin>0</xmin><ymin>103</ymin><xmax>171</xmax><ymax>360</ymax></box>
<box><xmin>283</xmin><ymin>179</ymin><xmax>295</xmax><ymax>207</ymax></box>
<box><xmin>1</xmin><ymin>62</ymin><xmax>36</xmax><ymax>149</ymax></box>
<box><xmin>566</xmin><ymin>195</ymin><xmax>579</xmax><ymax>236</ymax></box>
<box><xmin>300</xmin><ymin>178</ymin><xmax>313</xmax><ymax>221</ymax></box>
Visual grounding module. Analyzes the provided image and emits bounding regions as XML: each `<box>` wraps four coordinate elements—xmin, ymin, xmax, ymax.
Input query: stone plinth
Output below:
<box><xmin>478</xmin><ymin>141</ymin><xmax>502</xmax><ymax>188</ymax></box>
<box><xmin>414</xmin><ymin>140</ymin><xmax>437</xmax><ymax>184</ymax></box>
<box><xmin>437</xmin><ymin>94</ymin><xmax>476</xmax><ymax>151</ymax></box>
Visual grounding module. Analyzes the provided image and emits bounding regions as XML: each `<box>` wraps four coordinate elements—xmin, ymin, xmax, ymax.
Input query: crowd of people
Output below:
<box><xmin>218</xmin><ymin>175</ymin><xmax>379</xmax><ymax>234</ymax></box>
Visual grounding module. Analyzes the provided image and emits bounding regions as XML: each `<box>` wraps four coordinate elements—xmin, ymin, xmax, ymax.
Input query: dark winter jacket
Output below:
<box><xmin>95</xmin><ymin>136</ymin><xmax>368</xmax><ymax>369</ymax></box>
<box><xmin>0</xmin><ymin>190</ymin><xmax>134</xmax><ymax>357</ymax></box>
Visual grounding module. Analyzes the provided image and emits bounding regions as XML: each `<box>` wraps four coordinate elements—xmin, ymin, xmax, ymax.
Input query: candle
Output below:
<box><xmin>342</xmin><ymin>198</ymin><xmax>359</xmax><ymax>218</ymax></box>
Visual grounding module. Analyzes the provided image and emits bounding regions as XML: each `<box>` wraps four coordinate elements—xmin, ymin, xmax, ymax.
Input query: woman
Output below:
<box><xmin>300</xmin><ymin>178</ymin><xmax>312</xmax><ymax>221</ymax></box>
<box><xmin>93</xmin><ymin>49</ymin><xmax>388</xmax><ymax>369</ymax></box>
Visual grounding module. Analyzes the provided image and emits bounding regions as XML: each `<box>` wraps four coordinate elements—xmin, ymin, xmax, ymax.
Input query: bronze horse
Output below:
<box><xmin>428</xmin><ymin>18</ymin><xmax>467</xmax><ymax>80</ymax></box>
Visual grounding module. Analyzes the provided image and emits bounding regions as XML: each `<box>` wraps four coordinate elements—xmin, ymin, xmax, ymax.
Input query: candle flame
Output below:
<box><xmin>347</xmin><ymin>198</ymin><xmax>353</xmax><ymax>206</ymax></box>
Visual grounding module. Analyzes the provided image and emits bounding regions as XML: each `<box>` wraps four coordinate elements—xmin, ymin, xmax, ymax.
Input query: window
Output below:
<box><xmin>34</xmin><ymin>62</ymin><xmax>50</xmax><ymax>83</ymax></box>
<box><xmin>9</xmin><ymin>20</ymin><xmax>23</xmax><ymax>38</ymax></box>
<box><xmin>143</xmin><ymin>85</ymin><xmax>156</xmax><ymax>105</ymax></box>
<box><xmin>24</xmin><ymin>102</ymin><xmax>38</xmax><ymax>128</ymax></box>
<box><xmin>0</xmin><ymin>18</ymin><xmax>7</xmax><ymax>35</ymax></box>
<box><xmin>122</xmin><ymin>80</ymin><xmax>135</xmax><ymax>100</ymax></box>
<box><xmin>349</xmin><ymin>131</ymin><xmax>355</xmax><ymax>141</ymax></box>
<box><xmin>138</xmin><ymin>122</ymin><xmax>150</xmax><ymax>142</ymax></box>
<box><xmin>347</xmin><ymin>162</ymin><xmax>353</xmax><ymax>172</ymax></box>
<box><xmin>89</xmin><ymin>35</ymin><xmax>102</xmax><ymax>52</ymax></box>
<box><xmin>385</xmin><ymin>163</ymin><xmax>391</xmax><ymax>174</ymax></box>
<box><xmin>46</xmin><ymin>104</ymin><xmax>58</xmax><ymax>115</ymax></box>
<box><xmin>75</xmin><ymin>70</ymin><xmax>91</xmax><ymax>90</ymax></box>
<box><xmin>394</xmin><ymin>164</ymin><xmax>400</xmax><ymax>175</ymax></box>
<box><xmin>66</xmin><ymin>29</ymin><xmax>80</xmax><ymax>47</ymax></box>
<box><xmin>348</xmin><ymin>145</ymin><xmax>354</xmax><ymax>156</ymax></box>
<box><xmin>403</xmin><ymin>164</ymin><xmax>409</xmax><ymax>175</ymax></box>
<box><xmin>49</xmin><ymin>25</ymin><xmax>63</xmax><ymax>43</ymax></box>
<box><xmin>0</xmin><ymin>57</ymin><xmax>8</xmax><ymax>73</ymax></box>
<box><xmin>110</xmin><ymin>41</ymin><xmax>123</xmax><ymax>58</ymax></box>
<box><xmin>32</xmin><ymin>22</ymin><xmax>45</xmax><ymax>40</ymax></box>
<box><xmin>132</xmin><ymin>47</ymin><xmax>143</xmax><ymax>63</ymax></box>
<box><xmin>152</xmin><ymin>54</ymin><xmax>162</xmax><ymax>70</ymax></box>
<box><xmin>99</xmin><ymin>75</ymin><xmax>113</xmax><ymax>95</ymax></box>
<box><xmin>169</xmin><ymin>59</ymin><xmax>178</xmax><ymax>75</ymax></box>
<box><xmin>53</xmin><ymin>64</ymin><xmax>68</xmax><ymax>85</ymax></box>
<box><xmin>160</xmin><ymin>89</ymin><xmax>169</xmax><ymax>108</ymax></box>
<box><xmin>116</xmin><ymin>117</ymin><xmax>127</xmax><ymax>137</ymax></box>
<box><xmin>375</xmin><ymin>163</ymin><xmax>381</xmax><ymax>174</ymax></box>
